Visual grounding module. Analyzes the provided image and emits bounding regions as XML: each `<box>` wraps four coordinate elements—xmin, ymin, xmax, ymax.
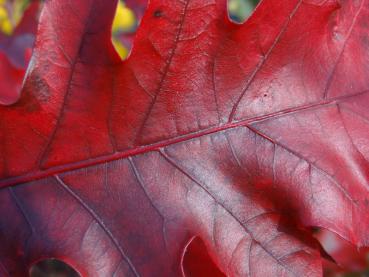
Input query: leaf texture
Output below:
<box><xmin>1</xmin><ymin>0</ymin><xmax>369</xmax><ymax>276</ymax></box>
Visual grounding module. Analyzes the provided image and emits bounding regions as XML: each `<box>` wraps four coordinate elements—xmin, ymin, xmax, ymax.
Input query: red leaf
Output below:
<box><xmin>182</xmin><ymin>237</ymin><xmax>226</xmax><ymax>276</ymax></box>
<box><xmin>0</xmin><ymin>52</ymin><xmax>24</xmax><ymax>105</ymax></box>
<box><xmin>1</xmin><ymin>0</ymin><xmax>369</xmax><ymax>276</ymax></box>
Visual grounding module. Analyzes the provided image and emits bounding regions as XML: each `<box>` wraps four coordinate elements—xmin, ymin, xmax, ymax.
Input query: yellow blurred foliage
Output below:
<box><xmin>0</xmin><ymin>0</ymin><xmax>29</xmax><ymax>35</ymax></box>
<box><xmin>0</xmin><ymin>0</ymin><xmax>136</xmax><ymax>59</ymax></box>
<box><xmin>228</xmin><ymin>0</ymin><xmax>238</xmax><ymax>13</ymax></box>
<box><xmin>112</xmin><ymin>1</ymin><xmax>135</xmax><ymax>33</ymax></box>
<box><xmin>0</xmin><ymin>5</ymin><xmax>12</xmax><ymax>34</ymax></box>
<box><xmin>112</xmin><ymin>1</ymin><xmax>137</xmax><ymax>59</ymax></box>
<box><xmin>112</xmin><ymin>37</ymin><xmax>129</xmax><ymax>58</ymax></box>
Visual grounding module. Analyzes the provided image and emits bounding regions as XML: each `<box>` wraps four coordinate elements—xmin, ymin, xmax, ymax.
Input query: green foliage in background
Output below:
<box><xmin>229</xmin><ymin>0</ymin><xmax>259</xmax><ymax>22</ymax></box>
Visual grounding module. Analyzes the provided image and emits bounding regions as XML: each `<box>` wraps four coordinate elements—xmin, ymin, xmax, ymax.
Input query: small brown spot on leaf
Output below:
<box><xmin>153</xmin><ymin>10</ymin><xmax>163</xmax><ymax>18</ymax></box>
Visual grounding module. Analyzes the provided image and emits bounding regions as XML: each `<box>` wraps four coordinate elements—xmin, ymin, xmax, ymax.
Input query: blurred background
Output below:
<box><xmin>1</xmin><ymin>0</ymin><xmax>369</xmax><ymax>276</ymax></box>
<box><xmin>0</xmin><ymin>0</ymin><xmax>260</xmax><ymax>59</ymax></box>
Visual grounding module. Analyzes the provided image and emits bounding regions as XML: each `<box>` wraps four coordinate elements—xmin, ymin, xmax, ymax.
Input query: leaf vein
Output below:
<box><xmin>228</xmin><ymin>0</ymin><xmax>303</xmax><ymax>122</ymax></box>
<box><xmin>54</xmin><ymin>175</ymin><xmax>140</xmax><ymax>277</ymax></box>
<box><xmin>159</xmin><ymin>149</ymin><xmax>299</xmax><ymax>276</ymax></box>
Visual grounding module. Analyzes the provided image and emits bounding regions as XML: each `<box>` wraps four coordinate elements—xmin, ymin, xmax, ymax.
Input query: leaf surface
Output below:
<box><xmin>1</xmin><ymin>0</ymin><xmax>369</xmax><ymax>276</ymax></box>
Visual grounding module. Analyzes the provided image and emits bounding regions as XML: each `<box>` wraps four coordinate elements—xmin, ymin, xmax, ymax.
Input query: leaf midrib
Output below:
<box><xmin>1</xmin><ymin>89</ymin><xmax>367</xmax><ymax>187</ymax></box>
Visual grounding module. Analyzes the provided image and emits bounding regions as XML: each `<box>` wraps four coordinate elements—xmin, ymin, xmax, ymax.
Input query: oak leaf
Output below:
<box><xmin>1</xmin><ymin>0</ymin><xmax>369</xmax><ymax>276</ymax></box>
